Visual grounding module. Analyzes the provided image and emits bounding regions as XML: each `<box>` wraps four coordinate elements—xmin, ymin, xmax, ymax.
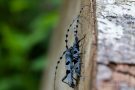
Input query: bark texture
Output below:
<box><xmin>97</xmin><ymin>0</ymin><xmax>135</xmax><ymax>90</ymax></box>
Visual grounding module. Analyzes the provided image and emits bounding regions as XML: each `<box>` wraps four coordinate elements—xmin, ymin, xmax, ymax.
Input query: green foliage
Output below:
<box><xmin>0</xmin><ymin>0</ymin><xmax>61</xmax><ymax>90</ymax></box>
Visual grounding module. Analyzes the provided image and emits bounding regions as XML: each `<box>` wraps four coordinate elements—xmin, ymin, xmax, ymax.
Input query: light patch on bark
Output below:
<box><xmin>97</xmin><ymin>0</ymin><xmax>135</xmax><ymax>90</ymax></box>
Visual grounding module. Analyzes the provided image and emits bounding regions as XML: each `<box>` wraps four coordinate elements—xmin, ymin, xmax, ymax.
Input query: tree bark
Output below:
<box><xmin>96</xmin><ymin>0</ymin><xmax>135</xmax><ymax>90</ymax></box>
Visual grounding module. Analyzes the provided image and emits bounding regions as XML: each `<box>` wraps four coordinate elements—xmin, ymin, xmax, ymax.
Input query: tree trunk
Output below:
<box><xmin>96</xmin><ymin>0</ymin><xmax>135</xmax><ymax>90</ymax></box>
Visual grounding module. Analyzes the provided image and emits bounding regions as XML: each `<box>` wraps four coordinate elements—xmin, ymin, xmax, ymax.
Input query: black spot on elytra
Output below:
<box><xmin>74</xmin><ymin>31</ymin><xmax>77</xmax><ymax>34</ymax></box>
<box><xmin>74</xmin><ymin>51</ymin><xmax>77</xmax><ymax>54</ymax></box>
<box><xmin>73</xmin><ymin>59</ymin><xmax>78</xmax><ymax>64</ymax></box>
<box><xmin>66</xmin><ymin>70</ymin><xmax>71</xmax><ymax>74</ymax></box>
<box><xmin>66</xmin><ymin>61</ymin><xmax>70</xmax><ymax>65</ymax></box>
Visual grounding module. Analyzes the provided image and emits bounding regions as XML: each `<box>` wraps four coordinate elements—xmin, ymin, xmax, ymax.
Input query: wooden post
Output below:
<box><xmin>78</xmin><ymin>0</ymin><xmax>97</xmax><ymax>90</ymax></box>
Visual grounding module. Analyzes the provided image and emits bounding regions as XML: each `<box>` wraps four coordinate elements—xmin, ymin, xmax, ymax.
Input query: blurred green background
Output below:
<box><xmin>0</xmin><ymin>0</ymin><xmax>61</xmax><ymax>90</ymax></box>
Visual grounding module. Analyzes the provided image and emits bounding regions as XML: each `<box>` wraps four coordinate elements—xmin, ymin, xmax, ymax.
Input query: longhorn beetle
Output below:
<box><xmin>54</xmin><ymin>19</ymin><xmax>83</xmax><ymax>89</ymax></box>
<box><xmin>54</xmin><ymin>17</ymin><xmax>80</xmax><ymax>89</ymax></box>
<box><xmin>54</xmin><ymin>6</ymin><xmax>89</xmax><ymax>89</ymax></box>
<box><xmin>62</xmin><ymin>34</ymin><xmax>86</xmax><ymax>87</ymax></box>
